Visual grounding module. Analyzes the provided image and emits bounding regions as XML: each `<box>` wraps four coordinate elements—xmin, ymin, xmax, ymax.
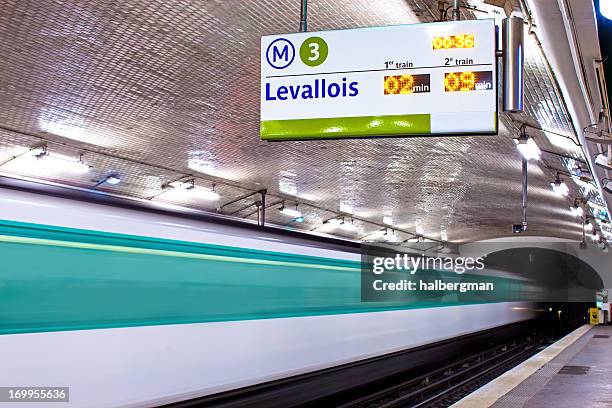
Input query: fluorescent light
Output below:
<box><xmin>550</xmin><ymin>180</ymin><xmax>569</xmax><ymax>196</ymax></box>
<box><xmin>601</xmin><ymin>0</ymin><xmax>612</xmax><ymax>20</ymax></box>
<box><xmin>384</xmin><ymin>230</ymin><xmax>399</xmax><ymax>242</ymax></box>
<box><xmin>339</xmin><ymin>203</ymin><xmax>353</xmax><ymax>214</ymax></box>
<box><xmin>167</xmin><ymin>180</ymin><xmax>220</xmax><ymax>200</ymax></box>
<box><xmin>327</xmin><ymin>218</ymin><xmax>343</xmax><ymax>226</ymax></box>
<box><xmin>341</xmin><ymin>220</ymin><xmax>357</xmax><ymax>231</ymax></box>
<box><xmin>571</xmin><ymin>176</ymin><xmax>598</xmax><ymax>193</ymax></box>
<box><xmin>570</xmin><ymin>205</ymin><xmax>583</xmax><ymax>217</ymax></box>
<box><xmin>106</xmin><ymin>175</ymin><xmax>121</xmax><ymax>185</ymax></box>
<box><xmin>192</xmin><ymin>189</ymin><xmax>220</xmax><ymax>200</ymax></box>
<box><xmin>383</xmin><ymin>216</ymin><xmax>393</xmax><ymax>226</ymax></box>
<box><xmin>369</xmin><ymin>229</ymin><xmax>386</xmax><ymax>239</ymax></box>
<box><xmin>280</xmin><ymin>207</ymin><xmax>302</xmax><ymax>218</ymax></box>
<box><xmin>595</xmin><ymin>154</ymin><xmax>612</xmax><ymax>169</ymax></box>
<box><xmin>169</xmin><ymin>180</ymin><xmax>194</xmax><ymax>190</ymax></box>
<box><xmin>31</xmin><ymin>151</ymin><xmax>90</xmax><ymax>173</ymax></box>
<box><xmin>514</xmin><ymin>137</ymin><xmax>541</xmax><ymax>161</ymax></box>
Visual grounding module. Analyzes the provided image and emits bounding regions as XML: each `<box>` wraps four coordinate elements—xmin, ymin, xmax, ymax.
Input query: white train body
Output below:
<box><xmin>0</xmin><ymin>187</ymin><xmax>536</xmax><ymax>407</ymax></box>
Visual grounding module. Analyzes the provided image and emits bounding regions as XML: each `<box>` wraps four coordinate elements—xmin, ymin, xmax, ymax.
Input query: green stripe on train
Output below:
<box><xmin>0</xmin><ymin>220</ymin><xmax>527</xmax><ymax>335</ymax></box>
<box><xmin>260</xmin><ymin>114</ymin><xmax>431</xmax><ymax>140</ymax></box>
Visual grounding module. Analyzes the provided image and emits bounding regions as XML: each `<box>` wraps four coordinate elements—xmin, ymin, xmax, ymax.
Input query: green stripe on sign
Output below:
<box><xmin>260</xmin><ymin>114</ymin><xmax>431</xmax><ymax>140</ymax></box>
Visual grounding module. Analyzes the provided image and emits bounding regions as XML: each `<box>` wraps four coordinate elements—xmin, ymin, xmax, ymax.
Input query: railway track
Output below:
<box><xmin>337</xmin><ymin>334</ymin><xmax>551</xmax><ymax>408</ymax></box>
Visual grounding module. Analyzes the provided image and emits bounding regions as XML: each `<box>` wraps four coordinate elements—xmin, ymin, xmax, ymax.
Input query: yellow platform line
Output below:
<box><xmin>451</xmin><ymin>324</ymin><xmax>592</xmax><ymax>408</ymax></box>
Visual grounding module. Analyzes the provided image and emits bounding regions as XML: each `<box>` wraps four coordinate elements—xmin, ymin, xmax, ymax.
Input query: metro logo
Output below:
<box><xmin>266</xmin><ymin>38</ymin><xmax>295</xmax><ymax>69</ymax></box>
<box><xmin>273</xmin><ymin>46</ymin><xmax>289</xmax><ymax>62</ymax></box>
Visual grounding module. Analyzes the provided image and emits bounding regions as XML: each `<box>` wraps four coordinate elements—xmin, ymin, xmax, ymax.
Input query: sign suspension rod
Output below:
<box><xmin>300</xmin><ymin>0</ymin><xmax>308</xmax><ymax>32</ymax></box>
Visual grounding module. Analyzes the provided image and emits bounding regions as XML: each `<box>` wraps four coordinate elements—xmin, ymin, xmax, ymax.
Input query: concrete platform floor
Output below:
<box><xmin>521</xmin><ymin>325</ymin><xmax>612</xmax><ymax>408</ymax></box>
<box><xmin>453</xmin><ymin>325</ymin><xmax>612</xmax><ymax>408</ymax></box>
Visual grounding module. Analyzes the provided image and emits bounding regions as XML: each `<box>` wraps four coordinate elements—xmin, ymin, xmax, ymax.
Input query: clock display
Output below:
<box><xmin>433</xmin><ymin>34</ymin><xmax>475</xmax><ymax>49</ymax></box>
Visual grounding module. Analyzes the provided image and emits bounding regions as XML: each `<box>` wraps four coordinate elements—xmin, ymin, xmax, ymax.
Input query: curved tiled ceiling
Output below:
<box><xmin>0</xmin><ymin>0</ymin><xmax>603</xmax><ymax>243</ymax></box>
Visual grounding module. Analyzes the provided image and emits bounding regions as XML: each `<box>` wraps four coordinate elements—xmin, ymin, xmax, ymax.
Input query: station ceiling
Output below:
<box><xmin>0</xmin><ymin>0</ymin><xmax>602</xmax><ymax>244</ymax></box>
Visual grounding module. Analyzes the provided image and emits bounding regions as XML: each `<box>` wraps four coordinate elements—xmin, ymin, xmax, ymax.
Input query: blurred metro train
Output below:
<box><xmin>0</xmin><ymin>181</ymin><xmax>542</xmax><ymax>407</ymax></box>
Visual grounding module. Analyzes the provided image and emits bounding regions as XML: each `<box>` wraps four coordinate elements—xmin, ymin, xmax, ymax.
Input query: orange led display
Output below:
<box><xmin>432</xmin><ymin>34</ymin><xmax>475</xmax><ymax>49</ymax></box>
<box><xmin>384</xmin><ymin>74</ymin><xmax>430</xmax><ymax>95</ymax></box>
<box><xmin>444</xmin><ymin>71</ymin><xmax>493</xmax><ymax>92</ymax></box>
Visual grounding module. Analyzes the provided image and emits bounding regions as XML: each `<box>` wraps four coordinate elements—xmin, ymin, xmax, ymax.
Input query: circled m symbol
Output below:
<box><xmin>266</xmin><ymin>38</ymin><xmax>295</xmax><ymax>69</ymax></box>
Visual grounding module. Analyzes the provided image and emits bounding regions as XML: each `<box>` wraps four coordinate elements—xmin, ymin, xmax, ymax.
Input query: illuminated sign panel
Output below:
<box><xmin>384</xmin><ymin>74</ymin><xmax>431</xmax><ymax>94</ymax></box>
<box><xmin>432</xmin><ymin>34</ymin><xmax>475</xmax><ymax>49</ymax></box>
<box><xmin>444</xmin><ymin>71</ymin><xmax>493</xmax><ymax>92</ymax></box>
<box><xmin>261</xmin><ymin>19</ymin><xmax>497</xmax><ymax>141</ymax></box>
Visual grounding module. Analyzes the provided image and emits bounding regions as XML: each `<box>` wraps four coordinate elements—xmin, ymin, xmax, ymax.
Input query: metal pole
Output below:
<box><xmin>522</xmin><ymin>157</ymin><xmax>528</xmax><ymax>230</ymax></box>
<box><xmin>260</xmin><ymin>189</ymin><xmax>267</xmax><ymax>227</ymax></box>
<box><xmin>452</xmin><ymin>0</ymin><xmax>461</xmax><ymax>21</ymax></box>
<box><xmin>502</xmin><ymin>17</ymin><xmax>525</xmax><ymax>112</ymax></box>
<box><xmin>218</xmin><ymin>190</ymin><xmax>259</xmax><ymax>211</ymax></box>
<box><xmin>300</xmin><ymin>0</ymin><xmax>308</xmax><ymax>32</ymax></box>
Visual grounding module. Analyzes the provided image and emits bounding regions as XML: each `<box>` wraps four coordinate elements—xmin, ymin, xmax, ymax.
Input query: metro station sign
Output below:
<box><xmin>260</xmin><ymin>19</ymin><xmax>497</xmax><ymax>141</ymax></box>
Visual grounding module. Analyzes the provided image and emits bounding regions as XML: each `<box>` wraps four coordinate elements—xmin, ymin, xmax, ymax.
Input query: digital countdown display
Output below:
<box><xmin>384</xmin><ymin>74</ymin><xmax>430</xmax><ymax>94</ymax></box>
<box><xmin>444</xmin><ymin>71</ymin><xmax>493</xmax><ymax>92</ymax></box>
<box><xmin>261</xmin><ymin>19</ymin><xmax>497</xmax><ymax>141</ymax></box>
<box><xmin>383</xmin><ymin>71</ymin><xmax>493</xmax><ymax>94</ymax></box>
<box><xmin>432</xmin><ymin>34</ymin><xmax>475</xmax><ymax>49</ymax></box>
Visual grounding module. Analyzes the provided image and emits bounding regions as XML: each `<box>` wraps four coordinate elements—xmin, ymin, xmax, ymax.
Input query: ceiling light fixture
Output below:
<box><xmin>571</xmin><ymin>176</ymin><xmax>598</xmax><ymax>193</ymax></box>
<box><xmin>384</xmin><ymin>229</ymin><xmax>399</xmax><ymax>242</ymax></box>
<box><xmin>279</xmin><ymin>202</ymin><xmax>303</xmax><ymax>219</ymax></box>
<box><xmin>570</xmin><ymin>202</ymin><xmax>583</xmax><ymax>217</ymax></box>
<box><xmin>513</xmin><ymin>133</ymin><xmax>541</xmax><ymax>161</ymax></box>
<box><xmin>167</xmin><ymin>180</ymin><xmax>220</xmax><ymax>200</ymax></box>
<box><xmin>603</xmin><ymin>179</ymin><xmax>612</xmax><ymax>194</ymax></box>
<box><xmin>31</xmin><ymin>147</ymin><xmax>90</xmax><ymax>174</ymax></box>
<box><xmin>105</xmin><ymin>175</ymin><xmax>121</xmax><ymax>185</ymax></box>
<box><xmin>94</xmin><ymin>174</ymin><xmax>121</xmax><ymax>188</ymax></box>
<box><xmin>550</xmin><ymin>174</ymin><xmax>569</xmax><ymax>196</ymax></box>
<box><xmin>326</xmin><ymin>217</ymin><xmax>343</xmax><ymax>226</ymax></box>
<box><xmin>595</xmin><ymin>153</ymin><xmax>612</xmax><ymax>170</ymax></box>
<box><xmin>341</xmin><ymin>219</ymin><xmax>357</xmax><ymax>232</ymax></box>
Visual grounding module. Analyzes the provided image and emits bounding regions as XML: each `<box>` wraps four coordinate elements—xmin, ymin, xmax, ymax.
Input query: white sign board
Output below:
<box><xmin>260</xmin><ymin>19</ymin><xmax>497</xmax><ymax>141</ymax></box>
